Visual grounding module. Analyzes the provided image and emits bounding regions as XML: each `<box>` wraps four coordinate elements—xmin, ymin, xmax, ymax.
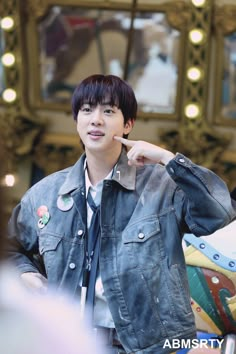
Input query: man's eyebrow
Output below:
<box><xmin>101</xmin><ymin>102</ymin><xmax>117</xmax><ymax>107</ymax></box>
<box><xmin>80</xmin><ymin>101</ymin><xmax>118</xmax><ymax>107</ymax></box>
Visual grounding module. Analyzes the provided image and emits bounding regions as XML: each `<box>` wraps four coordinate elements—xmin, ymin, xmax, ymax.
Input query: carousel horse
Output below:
<box><xmin>181</xmin><ymin>221</ymin><xmax>236</xmax><ymax>354</ymax></box>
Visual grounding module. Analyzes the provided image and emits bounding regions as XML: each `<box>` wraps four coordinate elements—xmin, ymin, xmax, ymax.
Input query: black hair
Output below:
<box><xmin>71</xmin><ymin>74</ymin><xmax>138</xmax><ymax>125</ymax></box>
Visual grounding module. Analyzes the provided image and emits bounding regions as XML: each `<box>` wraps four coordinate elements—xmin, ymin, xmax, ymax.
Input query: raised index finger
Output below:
<box><xmin>113</xmin><ymin>136</ymin><xmax>135</xmax><ymax>147</ymax></box>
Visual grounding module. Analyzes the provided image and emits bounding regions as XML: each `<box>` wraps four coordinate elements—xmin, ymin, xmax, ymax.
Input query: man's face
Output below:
<box><xmin>76</xmin><ymin>103</ymin><xmax>133</xmax><ymax>154</ymax></box>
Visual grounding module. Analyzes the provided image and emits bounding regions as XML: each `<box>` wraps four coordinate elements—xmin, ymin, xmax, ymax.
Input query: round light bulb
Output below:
<box><xmin>2</xmin><ymin>88</ymin><xmax>17</xmax><ymax>102</ymax></box>
<box><xmin>4</xmin><ymin>174</ymin><xmax>16</xmax><ymax>187</ymax></box>
<box><xmin>191</xmin><ymin>0</ymin><xmax>206</xmax><ymax>7</ymax></box>
<box><xmin>185</xmin><ymin>104</ymin><xmax>200</xmax><ymax>119</ymax></box>
<box><xmin>187</xmin><ymin>67</ymin><xmax>202</xmax><ymax>82</ymax></box>
<box><xmin>1</xmin><ymin>17</ymin><xmax>14</xmax><ymax>30</ymax></box>
<box><xmin>1</xmin><ymin>52</ymin><xmax>15</xmax><ymax>67</ymax></box>
<box><xmin>189</xmin><ymin>29</ymin><xmax>205</xmax><ymax>44</ymax></box>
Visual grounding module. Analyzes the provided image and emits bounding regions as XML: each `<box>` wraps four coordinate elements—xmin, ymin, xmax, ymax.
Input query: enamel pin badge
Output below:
<box><xmin>57</xmin><ymin>194</ymin><xmax>74</xmax><ymax>211</ymax></box>
<box><xmin>37</xmin><ymin>205</ymin><xmax>50</xmax><ymax>229</ymax></box>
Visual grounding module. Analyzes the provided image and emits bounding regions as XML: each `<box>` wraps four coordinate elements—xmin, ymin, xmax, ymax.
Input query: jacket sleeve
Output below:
<box><xmin>7</xmin><ymin>193</ymin><xmax>42</xmax><ymax>274</ymax></box>
<box><xmin>166</xmin><ymin>153</ymin><xmax>236</xmax><ymax>236</ymax></box>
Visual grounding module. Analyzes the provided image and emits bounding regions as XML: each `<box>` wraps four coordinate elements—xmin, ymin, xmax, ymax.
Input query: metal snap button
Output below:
<box><xmin>138</xmin><ymin>232</ymin><xmax>145</xmax><ymax>239</ymax></box>
<box><xmin>69</xmin><ymin>262</ymin><xmax>76</xmax><ymax>270</ymax></box>
<box><xmin>77</xmin><ymin>229</ymin><xmax>83</xmax><ymax>236</ymax></box>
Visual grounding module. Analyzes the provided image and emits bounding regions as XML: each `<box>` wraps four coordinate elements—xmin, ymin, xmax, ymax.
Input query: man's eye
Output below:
<box><xmin>81</xmin><ymin>107</ymin><xmax>91</xmax><ymax>112</ymax></box>
<box><xmin>105</xmin><ymin>109</ymin><xmax>114</xmax><ymax>114</ymax></box>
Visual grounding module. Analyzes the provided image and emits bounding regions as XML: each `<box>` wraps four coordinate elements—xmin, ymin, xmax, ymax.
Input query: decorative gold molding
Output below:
<box><xmin>160</xmin><ymin>121</ymin><xmax>231</xmax><ymax>164</ymax></box>
<box><xmin>0</xmin><ymin>0</ymin><xmax>16</xmax><ymax>16</ymax></box>
<box><xmin>214</xmin><ymin>5</ymin><xmax>236</xmax><ymax>35</ymax></box>
<box><xmin>33</xmin><ymin>133</ymin><xmax>83</xmax><ymax>175</ymax></box>
<box><xmin>180</xmin><ymin>0</ymin><xmax>213</xmax><ymax>122</ymax></box>
<box><xmin>159</xmin><ymin>121</ymin><xmax>236</xmax><ymax>189</ymax></box>
<box><xmin>0</xmin><ymin>108</ymin><xmax>45</xmax><ymax>175</ymax></box>
<box><xmin>24</xmin><ymin>0</ymin><xmax>136</xmax><ymax>20</ymax></box>
<box><xmin>25</xmin><ymin>0</ymin><xmax>49</xmax><ymax>20</ymax></box>
<box><xmin>165</xmin><ymin>1</ymin><xmax>191</xmax><ymax>31</ymax></box>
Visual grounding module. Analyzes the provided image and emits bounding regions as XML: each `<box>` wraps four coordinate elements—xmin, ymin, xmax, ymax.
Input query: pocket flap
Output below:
<box><xmin>123</xmin><ymin>217</ymin><xmax>160</xmax><ymax>244</ymax></box>
<box><xmin>39</xmin><ymin>233</ymin><xmax>62</xmax><ymax>254</ymax></box>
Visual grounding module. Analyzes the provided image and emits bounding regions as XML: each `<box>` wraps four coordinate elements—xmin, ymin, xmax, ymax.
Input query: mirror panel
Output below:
<box><xmin>221</xmin><ymin>32</ymin><xmax>236</xmax><ymax>120</ymax></box>
<box><xmin>127</xmin><ymin>12</ymin><xmax>179</xmax><ymax>114</ymax></box>
<box><xmin>214</xmin><ymin>4</ymin><xmax>236</xmax><ymax>126</ymax></box>
<box><xmin>38</xmin><ymin>7</ymin><xmax>180</xmax><ymax>115</ymax></box>
<box><xmin>25</xmin><ymin>1</ymin><xmax>187</xmax><ymax>120</ymax></box>
<box><xmin>38</xmin><ymin>7</ymin><xmax>131</xmax><ymax>102</ymax></box>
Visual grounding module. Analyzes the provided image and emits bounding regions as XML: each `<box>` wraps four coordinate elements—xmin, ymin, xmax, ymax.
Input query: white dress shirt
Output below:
<box><xmin>85</xmin><ymin>163</ymin><xmax>115</xmax><ymax>328</ymax></box>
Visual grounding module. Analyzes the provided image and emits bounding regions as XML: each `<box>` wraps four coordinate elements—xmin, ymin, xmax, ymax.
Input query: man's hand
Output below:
<box><xmin>21</xmin><ymin>272</ymin><xmax>48</xmax><ymax>294</ymax></box>
<box><xmin>114</xmin><ymin>136</ymin><xmax>175</xmax><ymax>166</ymax></box>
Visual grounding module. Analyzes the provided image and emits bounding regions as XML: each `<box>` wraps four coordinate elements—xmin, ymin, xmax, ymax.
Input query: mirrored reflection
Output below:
<box><xmin>127</xmin><ymin>12</ymin><xmax>179</xmax><ymax>114</ymax></box>
<box><xmin>0</xmin><ymin>27</ymin><xmax>6</xmax><ymax>97</ymax></box>
<box><xmin>222</xmin><ymin>32</ymin><xmax>236</xmax><ymax>119</ymax></box>
<box><xmin>38</xmin><ymin>7</ymin><xmax>131</xmax><ymax>101</ymax></box>
<box><xmin>38</xmin><ymin>7</ymin><xmax>180</xmax><ymax>114</ymax></box>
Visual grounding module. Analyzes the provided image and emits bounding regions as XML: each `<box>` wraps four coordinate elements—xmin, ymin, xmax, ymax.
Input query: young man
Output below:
<box><xmin>8</xmin><ymin>74</ymin><xmax>236</xmax><ymax>354</ymax></box>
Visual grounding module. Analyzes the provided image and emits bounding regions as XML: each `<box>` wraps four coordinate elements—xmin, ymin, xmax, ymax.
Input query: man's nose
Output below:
<box><xmin>91</xmin><ymin>108</ymin><xmax>103</xmax><ymax>125</ymax></box>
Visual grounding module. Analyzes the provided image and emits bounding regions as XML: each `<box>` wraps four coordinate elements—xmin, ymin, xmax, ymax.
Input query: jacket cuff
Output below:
<box><xmin>166</xmin><ymin>153</ymin><xmax>192</xmax><ymax>179</ymax></box>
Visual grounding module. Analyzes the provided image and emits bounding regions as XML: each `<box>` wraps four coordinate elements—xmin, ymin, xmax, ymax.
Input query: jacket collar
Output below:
<box><xmin>58</xmin><ymin>153</ymin><xmax>86</xmax><ymax>195</ymax></box>
<box><xmin>58</xmin><ymin>148</ymin><xmax>136</xmax><ymax>196</ymax></box>
<box><xmin>112</xmin><ymin>148</ymin><xmax>136</xmax><ymax>190</ymax></box>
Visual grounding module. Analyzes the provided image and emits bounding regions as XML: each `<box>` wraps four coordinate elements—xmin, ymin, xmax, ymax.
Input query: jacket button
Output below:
<box><xmin>178</xmin><ymin>158</ymin><xmax>185</xmax><ymax>163</ymax></box>
<box><xmin>69</xmin><ymin>262</ymin><xmax>76</xmax><ymax>270</ymax></box>
<box><xmin>77</xmin><ymin>229</ymin><xmax>83</xmax><ymax>236</ymax></box>
<box><xmin>138</xmin><ymin>232</ymin><xmax>145</xmax><ymax>239</ymax></box>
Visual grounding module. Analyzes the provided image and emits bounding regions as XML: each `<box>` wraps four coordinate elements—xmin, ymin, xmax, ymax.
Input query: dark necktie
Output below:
<box><xmin>86</xmin><ymin>190</ymin><xmax>100</xmax><ymax>308</ymax></box>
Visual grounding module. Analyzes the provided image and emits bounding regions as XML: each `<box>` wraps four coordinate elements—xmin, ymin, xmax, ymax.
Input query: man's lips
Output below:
<box><xmin>88</xmin><ymin>131</ymin><xmax>105</xmax><ymax>136</ymax></box>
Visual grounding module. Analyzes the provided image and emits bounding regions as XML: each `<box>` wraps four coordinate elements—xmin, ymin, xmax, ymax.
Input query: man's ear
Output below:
<box><xmin>123</xmin><ymin>119</ymin><xmax>134</xmax><ymax>135</ymax></box>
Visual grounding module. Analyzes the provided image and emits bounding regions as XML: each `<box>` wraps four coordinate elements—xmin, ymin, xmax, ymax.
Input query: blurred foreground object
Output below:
<box><xmin>0</xmin><ymin>264</ymin><xmax>105</xmax><ymax>354</ymax></box>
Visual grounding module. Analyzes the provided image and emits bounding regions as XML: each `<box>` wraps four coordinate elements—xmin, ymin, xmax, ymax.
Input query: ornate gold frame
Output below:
<box><xmin>24</xmin><ymin>0</ymin><xmax>190</xmax><ymax>121</ymax></box>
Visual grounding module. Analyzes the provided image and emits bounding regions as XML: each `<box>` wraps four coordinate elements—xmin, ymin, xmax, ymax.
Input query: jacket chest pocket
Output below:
<box><xmin>122</xmin><ymin>216</ymin><xmax>163</xmax><ymax>270</ymax></box>
<box><xmin>38</xmin><ymin>233</ymin><xmax>64</xmax><ymax>273</ymax></box>
<box><xmin>39</xmin><ymin>233</ymin><xmax>62</xmax><ymax>254</ymax></box>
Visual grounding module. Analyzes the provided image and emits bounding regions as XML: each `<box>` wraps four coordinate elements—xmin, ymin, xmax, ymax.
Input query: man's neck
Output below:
<box><xmin>85</xmin><ymin>148</ymin><xmax>121</xmax><ymax>186</ymax></box>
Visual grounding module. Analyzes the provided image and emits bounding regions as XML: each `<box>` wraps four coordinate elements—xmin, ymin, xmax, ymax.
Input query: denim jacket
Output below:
<box><xmin>8</xmin><ymin>149</ymin><xmax>236</xmax><ymax>354</ymax></box>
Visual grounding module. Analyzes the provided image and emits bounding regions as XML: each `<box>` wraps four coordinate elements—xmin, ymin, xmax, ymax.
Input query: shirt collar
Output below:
<box><xmin>58</xmin><ymin>148</ymin><xmax>136</xmax><ymax>196</ymax></box>
<box><xmin>84</xmin><ymin>159</ymin><xmax>114</xmax><ymax>198</ymax></box>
